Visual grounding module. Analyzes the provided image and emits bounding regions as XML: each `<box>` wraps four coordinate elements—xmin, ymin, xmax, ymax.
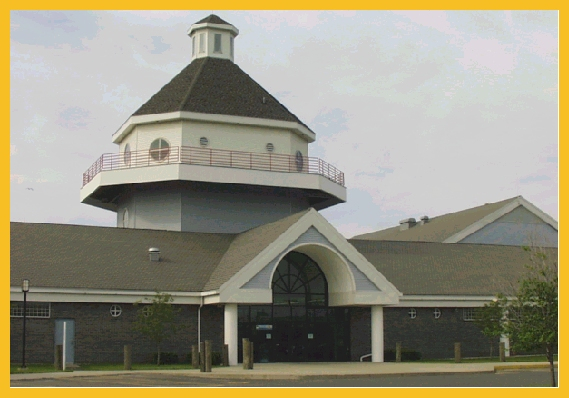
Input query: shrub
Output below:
<box><xmin>151</xmin><ymin>352</ymin><xmax>179</xmax><ymax>365</ymax></box>
<box><xmin>384</xmin><ymin>349</ymin><xmax>422</xmax><ymax>362</ymax></box>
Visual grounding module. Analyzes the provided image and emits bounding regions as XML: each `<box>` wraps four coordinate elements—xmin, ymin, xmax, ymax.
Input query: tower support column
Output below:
<box><xmin>224</xmin><ymin>304</ymin><xmax>238</xmax><ymax>366</ymax></box>
<box><xmin>371</xmin><ymin>305</ymin><xmax>384</xmax><ymax>362</ymax></box>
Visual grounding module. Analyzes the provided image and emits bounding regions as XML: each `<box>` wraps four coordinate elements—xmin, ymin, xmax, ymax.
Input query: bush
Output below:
<box><xmin>384</xmin><ymin>349</ymin><xmax>422</xmax><ymax>362</ymax></box>
<box><xmin>151</xmin><ymin>352</ymin><xmax>179</xmax><ymax>365</ymax></box>
<box><xmin>212</xmin><ymin>351</ymin><xmax>222</xmax><ymax>366</ymax></box>
<box><xmin>184</xmin><ymin>351</ymin><xmax>222</xmax><ymax>366</ymax></box>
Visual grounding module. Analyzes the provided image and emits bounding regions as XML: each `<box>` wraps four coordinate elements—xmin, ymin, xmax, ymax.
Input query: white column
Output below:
<box><xmin>500</xmin><ymin>335</ymin><xmax>511</xmax><ymax>357</ymax></box>
<box><xmin>371</xmin><ymin>306</ymin><xmax>384</xmax><ymax>362</ymax></box>
<box><xmin>224</xmin><ymin>304</ymin><xmax>238</xmax><ymax>366</ymax></box>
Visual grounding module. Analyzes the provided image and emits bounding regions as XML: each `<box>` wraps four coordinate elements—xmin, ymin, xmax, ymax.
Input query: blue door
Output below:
<box><xmin>55</xmin><ymin>319</ymin><xmax>75</xmax><ymax>365</ymax></box>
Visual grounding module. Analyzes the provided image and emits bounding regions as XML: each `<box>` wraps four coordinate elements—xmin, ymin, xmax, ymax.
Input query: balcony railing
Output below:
<box><xmin>82</xmin><ymin>145</ymin><xmax>345</xmax><ymax>188</ymax></box>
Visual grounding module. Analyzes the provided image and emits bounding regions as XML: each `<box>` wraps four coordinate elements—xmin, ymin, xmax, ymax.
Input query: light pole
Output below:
<box><xmin>21</xmin><ymin>279</ymin><xmax>29</xmax><ymax>369</ymax></box>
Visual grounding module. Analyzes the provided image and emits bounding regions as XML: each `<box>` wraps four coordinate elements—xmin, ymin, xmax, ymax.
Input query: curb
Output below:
<box><xmin>494</xmin><ymin>363</ymin><xmax>557</xmax><ymax>372</ymax></box>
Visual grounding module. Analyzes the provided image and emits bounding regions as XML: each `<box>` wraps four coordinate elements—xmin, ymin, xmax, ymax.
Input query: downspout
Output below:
<box><xmin>198</xmin><ymin>296</ymin><xmax>204</xmax><ymax>347</ymax></box>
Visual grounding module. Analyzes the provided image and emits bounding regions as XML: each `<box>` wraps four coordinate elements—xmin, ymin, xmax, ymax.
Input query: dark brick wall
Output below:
<box><xmin>12</xmin><ymin>302</ymin><xmax>502</xmax><ymax>364</ymax></box>
<box><xmin>10</xmin><ymin>302</ymin><xmax>207</xmax><ymax>364</ymax></box>
<box><xmin>200</xmin><ymin>305</ymin><xmax>225</xmax><ymax>355</ymax></box>
<box><xmin>383</xmin><ymin>307</ymin><xmax>499</xmax><ymax>359</ymax></box>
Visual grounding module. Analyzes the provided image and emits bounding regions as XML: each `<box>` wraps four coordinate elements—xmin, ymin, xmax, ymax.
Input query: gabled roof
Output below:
<box><xmin>349</xmin><ymin>239</ymin><xmax>557</xmax><ymax>296</ymax></box>
<box><xmin>353</xmin><ymin>196</ymin><xmax>557</xmax><ymax>243</ymax></box>
<box><xmin>203</xmin><ymin>210</ymin><xmax>310</xmax><ymax>291</ymax></box>
<box><xmin>132</xmin><ymin>57</ymin><xmax>309</xmax><ymax>129</ymax></box>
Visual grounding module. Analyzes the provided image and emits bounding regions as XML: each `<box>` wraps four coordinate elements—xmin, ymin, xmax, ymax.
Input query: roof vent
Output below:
<box><xmin>419</xmin><ymin>215</ymin><xmax>430</xmax><ymax>225</ymax></box>
<box><xmin>399</xmin><ymin>218</ymin><xmax>417</xmax><ymax>231</ymax></box>
<box><xmin>148</xmin><ymin>247</ymin><xmax>161</xmax><ymax>262</ymax></box>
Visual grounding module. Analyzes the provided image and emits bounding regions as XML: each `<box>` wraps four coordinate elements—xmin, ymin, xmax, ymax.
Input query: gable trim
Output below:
<box><xmin>443</xmin><ymin>196</ymin><xmax>558</xmax><ymax>243</ymax></box>
<box><xmin>218</xmin><ymin>209</ymin><xmax>401</xmax><ymax>305</ymax></box>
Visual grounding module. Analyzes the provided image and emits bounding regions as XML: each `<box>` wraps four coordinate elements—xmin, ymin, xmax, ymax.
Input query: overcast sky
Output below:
<box><xmin>10</xmin><ymin>10</ymin><xmax>558</xmax><ymax>238</ymax></box>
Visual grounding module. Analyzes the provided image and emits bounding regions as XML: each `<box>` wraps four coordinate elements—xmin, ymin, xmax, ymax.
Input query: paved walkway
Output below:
<box><xmin>10</xmin><ymin>361</ymin><xmax>556</xmax><ymax>381</ymax></box>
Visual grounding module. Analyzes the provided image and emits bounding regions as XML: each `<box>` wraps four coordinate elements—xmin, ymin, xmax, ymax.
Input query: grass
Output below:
<box><xmin>420</xmin><ymin>354</ymin><xmax>558</xmax><ymax>364</ymax></box>
<box><xmin>10</xmin><ymin>362</ymin><xmax>200</xmax><ymax>374</ymax></box>
<box><xmin>11</xmin><ymin>355</ymin><xmax>558</xmax><ymax>374</ymax></box>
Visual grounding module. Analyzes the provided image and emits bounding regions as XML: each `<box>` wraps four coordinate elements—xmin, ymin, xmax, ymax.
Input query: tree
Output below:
<box><xmin>476</xmin><ymin>246</ymin><xmax>558</xmax><ymax>386</ymax></box>
<box><xmin>474</xmin><ymin>297</ymin><xmax>504</xmax><ymax>357</ymax></box>
<box><xmin>134</xmin><ymin>291</ymin><xmax>179</xmax><ymax>365</ymax></box>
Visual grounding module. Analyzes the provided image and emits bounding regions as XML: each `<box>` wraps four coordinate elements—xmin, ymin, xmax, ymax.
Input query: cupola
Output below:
<box><xmin>188</xmin><ymin>14</ymin><xmax>239</xmax><ymax>62</ymax></box>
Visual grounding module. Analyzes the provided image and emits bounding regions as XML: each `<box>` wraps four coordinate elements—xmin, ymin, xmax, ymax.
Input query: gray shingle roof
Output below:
<box><xmin>132</xmin><ymin>57</ymin><xmax>310</xmax><ymax>131</ymax></box>
<box><xmin>353</xmin><ymin>196</ymin><xmax>519</xmax><ymax>242</ymax></box>
<box><xmin>203</xmin><ymin>210</ymin><xmax>309</xmax><ymax>290</ymax></box>
<box><xmin>195</xmin><ymin>14</ymin><xmax>232</xmax><ymax>25</ymax></box>
<box><xmin>10</xmin><ymin>211</ymin><xmax>309</xmax><ymax>293</ymax></box>
<box><xmin>10</xmin><ymin>222</ymin><xmax>235</xmax><ymax>292</ymax></box>
<box><xmin>349</xmin><ymin>239</ymin><xmax>557</xmax><ymax>296</ymax></box>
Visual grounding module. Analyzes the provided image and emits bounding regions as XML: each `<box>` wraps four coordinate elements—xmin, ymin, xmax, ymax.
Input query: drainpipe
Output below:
<box><xmin>198</xmin><ymin>296</ymin><xmax>204</xmax><ymax>347</ymax></box>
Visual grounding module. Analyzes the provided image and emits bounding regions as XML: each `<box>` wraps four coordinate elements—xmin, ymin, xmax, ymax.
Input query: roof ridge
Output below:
<box><xmin>178</xmin><ymin>58</ymin><xmax>208</xmax><ymax>112</ymax></box>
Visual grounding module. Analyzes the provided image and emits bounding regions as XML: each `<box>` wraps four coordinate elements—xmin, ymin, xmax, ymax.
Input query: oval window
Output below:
<box><xmin>122</xmin><ymin>208</ymin><xmax>129</xmax><ymax>228</ymax></box>
<box><xmin>295</xmin><ymin>150</ymin><xmax>304</xmax><ymax>172</ymax></box>
<box><xmin>149</xmin><ymin>138</ymin><xmax>170</xmax><ymax>161</ymax></box>
<box><xmin>124</xmin><ymin>143</ymin><xmax>132</xmax><ymax>166</ymax></box>
<box><xmin>266</xmin><ymin>143</ymin><xmax>275</xmax><ymax>152</ymax></box>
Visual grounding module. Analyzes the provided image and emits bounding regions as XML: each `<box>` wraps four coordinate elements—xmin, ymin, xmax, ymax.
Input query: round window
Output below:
<box><xmin>122</xmin><ymin>208</ymin><xmax>129</xmax><ymax>228</ymax></box>
<box><xmin>149</xmin><ymin>138</ymin><xmax>170</xmax><ymax>161</ymax></box>
<box><xmin>110</xmin><ymin>304</ymin><xmax>122</xmax><ymax>317</ymax></box>
<box><xmin>408</xmin><ymin>308</ymin><xmax>417</xmax><ymax>319</ymax></box>
<box><xmin>295</xmin><ymin>150</ymin><xmax>304</xmax><ymax>172</ymax></box>
<box><xmin>142</xmin><ymin>306</ymin><xmax>153</xmax><ymax>317</ymax></box>
<box><xmin>199</xmin><ymin>137</ymin><xmax>209</xmax><ymax>147</ymax></box>
<box><xmin>266</xmin><ymin>143</ymin><xmax>274</xmax><ymax>152</ymax></box>
<box><xmin>434</xmin><ymin>308</ymin><xmax>441</xmax><ymax>319</ymax></box>
<box><xmin>124</xmin><ymin>143</ymin><xmax>131</xmax><ymax>166</ymax></box>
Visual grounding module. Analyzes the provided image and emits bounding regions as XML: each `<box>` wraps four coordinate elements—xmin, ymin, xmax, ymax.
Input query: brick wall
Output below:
<box><xmin>10</xmin><ymin>302</ymin><xmax>206</xmax><ymax>365</ymax></box>
<box><xmin>383</xmin><ymin>307</ymin><xmax>499</xmax><ymax>359</ymax></box>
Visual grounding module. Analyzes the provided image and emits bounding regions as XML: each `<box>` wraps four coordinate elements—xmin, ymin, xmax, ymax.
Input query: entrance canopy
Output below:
<box><xmin>218</xmin><ymin>209</ymin><xmax>401</xmax><ymax>306</ymax></box>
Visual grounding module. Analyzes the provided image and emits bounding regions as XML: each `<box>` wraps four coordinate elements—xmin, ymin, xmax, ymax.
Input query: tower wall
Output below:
<box><xmin>117</xmin><ymin>181</ymin><xmax>310</xmax><ymax>233</ymax></box>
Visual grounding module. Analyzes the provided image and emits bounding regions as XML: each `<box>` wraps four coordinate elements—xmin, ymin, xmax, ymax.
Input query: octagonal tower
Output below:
<box><xmin>80</xmin><ymin>15</ymin><xmax>346</xmax><ymax>233</ymax></box>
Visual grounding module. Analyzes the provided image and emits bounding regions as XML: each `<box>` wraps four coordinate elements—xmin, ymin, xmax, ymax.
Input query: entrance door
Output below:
<box><xmin>55</xmin><ymin>319</ymin><xmax>75</xmax><ymax>365</ymax></box>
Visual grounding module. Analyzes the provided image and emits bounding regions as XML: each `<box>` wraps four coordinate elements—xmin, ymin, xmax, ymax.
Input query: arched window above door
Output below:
<box><xmin>272</xmin><ymin>251</ymin><xmax>328</xmax><ymax>307</ymax></box>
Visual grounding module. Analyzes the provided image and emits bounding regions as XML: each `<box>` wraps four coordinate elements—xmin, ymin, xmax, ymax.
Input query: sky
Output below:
<box><xmin>10</xmin><ymin>10</ymin><xmax>558</xmax><ymax>238</ymax></box>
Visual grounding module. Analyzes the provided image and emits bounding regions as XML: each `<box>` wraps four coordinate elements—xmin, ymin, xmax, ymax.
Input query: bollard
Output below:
<box><xmin>454</xmin><ymin>342</ymin><xmax>461</xmax><ymax>363</ymax></box>
<box><xmin>199</xmin><ymin>342</ymin><xmax>206</xmax><ymax>372</ymax></box>
<box><xmin>243</xmin><ymin>338</ymin><xmax>251</xmax><ymax>370</ymax></box>
<box><xmin>396</xmin><ymin>342</ymin><xmax>402</xmax><ymax>363</ymax></box>
<box><xmin>223</xmin><ymin>344</ymin><xmax>229</xmax><ymax>367</ymax></box>
<box><xmin>191</xmin><ymin>345</ymin><xmax>199</xmax><ymax>368</ymax></box>
<box><xmin>499</xmin><ymin>342</ymin><xmax>506</xmax><ymax>362</ymax></box>
<box><xmin>205</xmin><ymin>340</ymin><xmax>212</xmax><ymax>372</ymax></box>
<box><xmin>54</xmin><ymin>344</ymin><xmax>63</xmax><ymax>370</ymax></box>
<box><xmin>249</xmin><ymin>342</ymin><xmax>254</xmax><ymax>369</ymax></box>
<box><xmin>124</xmin><ymin>345</ymin><xmax>132</xmax><ymax>370</ymax></box>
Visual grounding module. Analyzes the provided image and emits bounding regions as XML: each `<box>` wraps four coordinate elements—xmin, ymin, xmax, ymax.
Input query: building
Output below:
<box><xmin>10</xmin><ymin>15</ymin><xmax>558</xmax><ymax>366</ymax></box>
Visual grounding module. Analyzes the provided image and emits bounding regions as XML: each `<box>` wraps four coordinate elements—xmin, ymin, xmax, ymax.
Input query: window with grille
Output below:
<box><xmin>149</xmin><ymin>138</ymin><xmax>170</xmax><ymax>161</ymax></box>
<box><xmin>10</xmin><ymin>302</ymin><xmax>51</xmax><ymax>318</ymax></box>
<box><xmin>434</xmin><ymin>308</ymin><xmax>441</xmax><ymax>319</ymax></box>
<box><xmin>463</xmin><ymin>308</ymin><xmax>476</xmax><ymax>321</ymax></box>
